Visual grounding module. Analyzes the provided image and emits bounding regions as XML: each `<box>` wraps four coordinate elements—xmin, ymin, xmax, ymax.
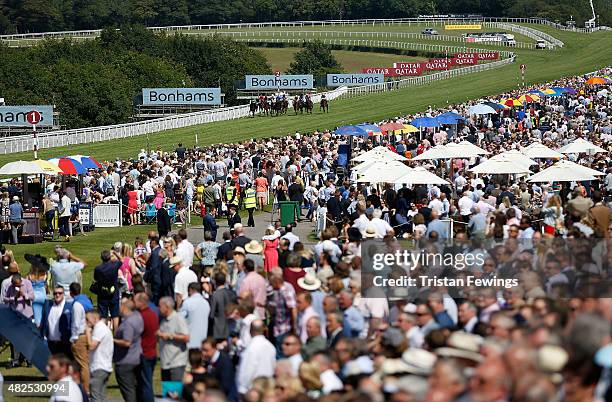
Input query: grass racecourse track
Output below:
<box><xmin>256</xmin><ymin>47</ymin><xmax>426</xmax><ymax>73</ymax></box>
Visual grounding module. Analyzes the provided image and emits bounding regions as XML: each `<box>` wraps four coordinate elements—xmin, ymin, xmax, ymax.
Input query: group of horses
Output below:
<box><xmin>249</xmin><ymin>95</ymin><xmax>329</xmax><ymax>117</ymax></box>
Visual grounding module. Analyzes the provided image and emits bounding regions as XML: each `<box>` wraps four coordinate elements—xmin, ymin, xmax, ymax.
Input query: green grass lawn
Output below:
<box><xmin>0</xmin><ymin>28</ymin><xmax>609</xmax><ymax>166</ymax></box>
<box><xmin>256</xmin><ymin>47</ymin><xmax>426</xmax><ymax>72</ymax></box>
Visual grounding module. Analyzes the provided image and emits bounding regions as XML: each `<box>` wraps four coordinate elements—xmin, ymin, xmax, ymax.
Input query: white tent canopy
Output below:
<box><xmin>445</xmin><ymin>142</ymin><xmax>488</xmax><ymax>158</ymax></box>
<box><xmin>521</xmin><ymin>142</ymin><xmax>564</xmax><ymax>159</ymax></box>
<box><xmin>559</xmin><ymin>138</ymin><xmax>607</xmax><ymax>154</ymax></box>
<box><xmin>527</xmin><ymin>160</ymin><xmax>604</xmax><ymax>182</ymax></box>
<box><xmin>492</xmin><ymin>150</ymin><xmax>537</xmax><ymax>169</ymax></box>
<box><xmin>393</xmin><ymin>167</ymin><xmax>449</xmax><ymax>185</ymax></box>
<box><xmin>352</xmin><ymin>146</ymin><xmax>407</xmax><ymax>162</ymax></box>
<box><xmin>412</xmin><ymin>145</ymin><xmax>465</xmax><ymax>161</ymax></box>
<box><xmin>0</xmin><ymin>161</ymin><xmax>48</xmax><ymax>175</ymax></box>
<box><xmin>469</xmin><ymin>155</ymin><xmax>531</xmax><ymax>175</ymax></box>
<box><xmin>356</xmin><ymin>161</ymin><xmax>413</xmax><ymax>183</ymax></box>
<box><xmin>453</xmin><ymin>140</ymin><xmax>490</xmax><ymax>155</ymax></box>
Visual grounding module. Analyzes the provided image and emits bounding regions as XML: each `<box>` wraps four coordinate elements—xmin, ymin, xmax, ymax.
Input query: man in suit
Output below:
<box><xmin>203</xmin><ymin>207</ymin><xmax>219</xmax><ymax>241</ymax></box>
<box><xmin>157</xmin><ymin>205</ymin><xmax>172</xmax><ymax>237</ymax></box>
<box><xmin>41</xmin><ymin>285</ymin><xmax>73</xmax><ymax>356</ymax></box>
<box><xmin>216</xmin><ymin>231</ymin><xmax>233</xmax><ymax>261</ymax></box>
<box><xmin>326</xmin><ymin>311</ymin><xmax>344</xmax><ymax>349</ymax></box>
<box><xmin>588</xmin><ymin>191</ymin><xmax>611</xmax><ymax>237</ymax></box>
<box><xmin>202</xmin><ymin>337</ymin><xmax>238</xmax><ymax>402</ymax></box>
<box><xmin>143</xmin><ymin>236</ymin><xmax>163</xmax><ymax>304</ymax></box>
<box><xmin>227</xmin><ymin>206</ymin><xmax>241</xmax><ymax>230</ymax></box>
<box><xmin>230</xmin><ymin>224</ymin><xmax>251</xmax><ymax>250</ymax></box>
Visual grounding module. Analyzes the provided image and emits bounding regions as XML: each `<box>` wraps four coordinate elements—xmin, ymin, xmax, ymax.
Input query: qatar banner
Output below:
<box><xmin>361</xmin><ymin>67</ymin><xmax>423</xmax><ymax>77</ymax></box>
<box><xmin>393</xmin><ymin>62</ymin><xmax>422</xmax><ymax>69</ymax></box>
<box><xmin>476</xmin><ymin>52</ymin><xmax>500</xmax><ymax>60</ymax></box>
<box><xmin>454</xmin><ymin>52</ymin><xmax>477</xmax><ymax>58</ymax></box>
<box><xmin>421</xmin><ymin>60</ymin><xmax>450</xmax><ymax>70</ymax></box>
<box><xmin>450</xmin><ymin>57</ymin><xmax>477</xmax><ymax>66</ymax></box>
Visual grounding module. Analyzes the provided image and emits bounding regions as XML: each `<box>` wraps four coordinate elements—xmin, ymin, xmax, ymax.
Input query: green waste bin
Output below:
<box><xmin>279</xmin><ymin>201</ymin><xmax>299</xmax><ymax>226</ymax></box>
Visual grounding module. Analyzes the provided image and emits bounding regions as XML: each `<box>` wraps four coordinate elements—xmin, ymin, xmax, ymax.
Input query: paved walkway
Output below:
<box><xmin>185</xmin><ymin>207</ymin><xmax>317</xmax><ymax>246</ymax></box>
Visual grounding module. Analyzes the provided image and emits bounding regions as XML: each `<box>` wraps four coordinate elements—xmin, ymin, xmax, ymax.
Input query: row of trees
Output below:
<box><xmin>0</xmin><ymin>26</ymin><xmax>270</xmax><ymax>128</ymax></box>
<box><xmin>0</xmin><ymin>0</ymin><xmax>609</xmax><ymax>34</ymax></box>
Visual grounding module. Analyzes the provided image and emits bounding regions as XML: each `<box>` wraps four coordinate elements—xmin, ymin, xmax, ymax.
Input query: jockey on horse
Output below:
<box><xmin>320</xmin><ymin>94</ymin><xmax>329</xmax><ymax>113</ymax></box>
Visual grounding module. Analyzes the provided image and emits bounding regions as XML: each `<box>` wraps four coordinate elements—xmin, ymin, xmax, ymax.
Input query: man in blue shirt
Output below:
<box><xmin>426</xmin><ymin>210</ymin><xmax>449</xmax><ymax>239</ymax></box>
<box><xmin>8</xmin><ymin>196</ymin><xmax>25</xmax><ymax>245</ymax></box>
<box><xmin>180</xmin><ymin>282</ymin><xmax>210</xmax><ymax>349</ymax></box>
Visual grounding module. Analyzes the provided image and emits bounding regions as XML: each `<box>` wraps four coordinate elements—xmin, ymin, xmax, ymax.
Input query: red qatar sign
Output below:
<box><xmin>454</xmin><ymin>52</ymin><xmax>477</xmax><ymax>59</ymax></box>
<box><xmin>476</xmin><ymin>52</ymin><xmax>499</xmax><ymax>60</ymax></box>
<box><xmin>450</xmin><ymin>57</ymin><xmax>477</xmax><ymax>66</ymax></box>
<box><xmin>393</xmin><ymin>62</ymin><xmax>421</xmax><ymax>69</ymax></box>
<box><xmin>361</xmin><ymin>67</ymin><xmax>423</xmax><ymax>77</ymax></box>
<box><xmin>422</xmin><ymin>60</ymin><xmax>450</xmax><ymax>70</ymax></box>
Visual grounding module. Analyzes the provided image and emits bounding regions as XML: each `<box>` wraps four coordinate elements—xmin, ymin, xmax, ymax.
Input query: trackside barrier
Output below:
<box><xmin>0</xmin><ymin>17</ymin><xmax>607</xmax><ymax>43</ymax></box>
<box><xmin>0</xmin><ymin>40</ymin><xmax>514</xmax><ymax>155</ymax></box>
<box><xmin>484</xmin><ymin>22</ymin><xmax>564</xmax><ymax>48</ymax></box>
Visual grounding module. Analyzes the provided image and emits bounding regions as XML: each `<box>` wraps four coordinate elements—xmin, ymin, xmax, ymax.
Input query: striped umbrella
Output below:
<box><xmin>48</xmin><ymin>158</ymin><xmax>87</xmax><ymax>175</ymax></box>
<box><xmin>68</xmin><ymin>155</ymin><xmax>102</xmax><ymax>170</ymax></box>
<box><xmin>501</xmin><ymin>98</ymin><xmax>522</xmax><ymax>107</ymax></box>
<box><xmin>518</xmin><ymin>94</ymin><xmax>540</xmax><ymax>104</ymax></box>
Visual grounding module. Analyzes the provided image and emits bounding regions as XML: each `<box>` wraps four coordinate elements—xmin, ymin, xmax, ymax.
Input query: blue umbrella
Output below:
<box><xmin>563</xmin><ymin>87</ymin><xmax>577</xmax><ymax>95</ymax></box>
<box><xmin>356</xmin><ymin>124</ymin><xmax>382</xmax><ymax>135</ymax></box>
<box><xmin>435</xmin><ymin>112</ymin><xmax>464</xmax><ymax>125</ymax></box>
<box><xmin>552</xmin><ymin>87</ymin><xmax>568</xmax><ymax>93</ymax></box>
<box><xmin>483</xmin><ymin>102</ymin><xmax>507</xmax><ymax>111</ymax></box>
<box><xmin>335</xmin><ymin>125</ymin><xmax>370</xmax><ymax>137</ymax></box>
<box><xmin>411</xmin><ymin>117</ymin><xmax>441</xmax><ymax>128</ymax></box>
<box><xmin>0</xmin><ymin>305</ymin><xmax>50</xmax><ymax>375</ymax></box>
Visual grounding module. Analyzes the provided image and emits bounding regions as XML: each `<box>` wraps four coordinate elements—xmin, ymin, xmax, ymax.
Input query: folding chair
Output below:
<box><xmin>143</xmin><ymin>203</ymin><xmax>157</xmax><ymax>224</ymax></box>
<box><xmin>167</xmin><ymin>204</ymin><xmax>177</xmax><ymax>223</ymax></box>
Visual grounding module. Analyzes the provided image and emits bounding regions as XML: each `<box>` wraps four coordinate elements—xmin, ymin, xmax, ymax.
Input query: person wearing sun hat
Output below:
<box><xmin>244</xmin><ymin>240</ymin><xmax>264</xmax><ymax>270</ymax></box>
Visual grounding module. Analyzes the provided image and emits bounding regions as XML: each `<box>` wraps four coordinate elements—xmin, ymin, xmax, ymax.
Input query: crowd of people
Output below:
<box><xmin>0</xmin><ymin>68</ymin><xmax>611</xmax><ymax>402</ymax></box>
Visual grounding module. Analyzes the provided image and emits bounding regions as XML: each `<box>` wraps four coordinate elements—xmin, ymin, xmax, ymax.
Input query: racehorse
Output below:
<box><xmin>258</xmin><ymin>97</ymin><xmax>270</xmax><ymax>116</ymax></box>
<box><xmin>304</xmin><ymin>95</ymin><xmax>313</xmax><ymax>114</ymax></box>
<box><xmin>293</xmin><ymin>96</ymin><xmax>302</xmax><ymax>115</ymax></box>
<box><xmin>249</xmin><ymin>100</ymin><xmax>257</xmax><ymax>117</ymax></box>
<box><xmin>320</xmin><ymin>97</ymin><xmax>329</xmax><ymax>113</ymax></box>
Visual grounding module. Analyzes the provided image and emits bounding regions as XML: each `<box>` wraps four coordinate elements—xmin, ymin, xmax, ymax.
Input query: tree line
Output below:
<box><xmin>0</xmin><ymin>0</ymin><xmax>609</xmax><ymax>34</ymax></box>
<box><xmin>0</xmin><ymin>26</ymin><xmax>270</xmax><ymax>128</ymax></box>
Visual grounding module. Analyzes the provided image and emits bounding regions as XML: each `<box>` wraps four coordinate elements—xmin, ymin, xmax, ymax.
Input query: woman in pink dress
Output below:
<box><xmin>127</xmin><ymin>185</ymin><xmax>139</xmax><ymax>225</ymax></box>
<box><xmin>154</xmin><ymin>185</ymin><xmax>165</xmax><ymax>209</ymax></box>
<box><xmin>262</xmin><ymin>227</ymin><xmax>279</xmax><ymax>272</ymax></box>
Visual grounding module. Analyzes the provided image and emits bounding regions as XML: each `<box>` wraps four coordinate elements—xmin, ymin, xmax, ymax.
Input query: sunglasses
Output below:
<box><xmin>53</xmin><ymin>292</ymin><xmax>64</xmax><ymax>295</ymax></box>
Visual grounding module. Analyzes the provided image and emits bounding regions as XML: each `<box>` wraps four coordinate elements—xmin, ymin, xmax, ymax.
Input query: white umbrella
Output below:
<box><xmin>528</xmin><ymin>160</ymin><xmax>604</xmax><ymax>182</ymax></box>
<box><xmin>521</xmin><ymin>142</ymin><xmax>564</xmax><ymax>159</ymax></box>
<box><xmin>412</xmin><ymin>145</ymin><xmax>465</xmax><ymax>160</ymax></box>
<box><xmin>492</xmin><ymin>150</ymin><xmax>537</xmax><ymax>169</ymax></box>
<box><xmin>446</xmin><ymin>142</ymin><xmax>488</xmax><ymax>158</ymax></box>
<box><xmin>393</xmin><ymin>167</ymin><xmax>449</xmax><ymax>185</ymax></box>
<box><xmin>470</xmin><ymin>155</ymin><xmax>531</xmax><ymax>175</ymax></box>
<box><xmin>0</xmin><ymin>161</ymin><xmax>47</xmax><ymax>175</ymax></box>
<box><xmin>559</xmin><ymin>138</ymin><xmax>607</xmax><ymax>154</ymax></box>
<box><xmin>454</xmin><ymin>140</ymin><xmax>490</xmax><ymax>155</ymax></box>
<box><xmin>468</xmin><ymin>104</ymin><xmax>497</xmax><ymax>115</ymax></box>
<box><xmin>356</xmin><ymin>161</ymin><xmax>412</xmax><ymax>183</ymax></box>
<box><xmin>353</xmin><ymin>146</ymin><xmax>407</xmax><ymax>162</ymax></box>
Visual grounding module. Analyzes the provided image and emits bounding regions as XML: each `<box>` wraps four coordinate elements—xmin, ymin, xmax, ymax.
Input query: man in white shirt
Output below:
<box><xmin>311</xmin><ymin>352</ymin><xmax>343</xmax><ymax>394</ymax></box>
<box><xmin>59</xmin><ymin>190</ymin><xmax>72</xmax><ymax>241</ymax></box>
<box><xmin>44</xmin><ymin>286</ymin><xmax>71</xmax><ymax>356</ymax></box>
<box><xmin>280</xmin><ymin>225</ymin><xmax>300</xmax><ymax>251</ymax></box>
<box><xmin>47</xmin><ymin>354</ymin><xmax>83</xmax><ymax>402</ymax></box>
<box><xmin>351</xmin><ymin>202</ymin><xmax>369</xmax><ymax>235</ymax></box>
<box><xmin>86</xmin><ymin>310</ymin><xmax>113</xmax><ymax>402</ymax></box>
<box><xmin>394</xmin><ymin>312</ymin><xmax>424</xmax><ymax>348</ymax></box>
<box><xmin>370</xmin><ymin>209</ymin><xmax>393</xmax><ymax>238</ymax></box>
<box><xmin>279</xmin><ymin>333</ymin><xmax>302</xmax><ymax>375</ymax></box>
<box><xmin>428</xmin><ymin>195</ymin><xmax>444</xmax><ymax>215</ymax></box>
<box><xmin>175</xmin><ymin>229</ymin><xmax>195</xmax><ymax>271</ymax></box>
<box><xmin>458</xmin><ymin>191</ymin><xmax>475</xmax><ymax>221</ymax></box>
<box><xmin>237</xmin><ymin>320</ymin><xmax>276</xmax><ymax>395</ymax></box>
<box><xmin>296</xmin><ymin>292</ymin><xmax>319</xmax><ymax>343</ymax></box>
<box><xmin>170</xmin><ymin>257</ymin><xmax>197</xmax><ymax>309</ymax></box>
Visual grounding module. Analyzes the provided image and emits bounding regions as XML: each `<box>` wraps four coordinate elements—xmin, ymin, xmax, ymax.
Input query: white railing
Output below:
<box><xmin>484</xmin><ymin>22</ymin><xmax>564</xmax><ymax>48</ymax></box>
<box><xmin>183</xmin><ymin>30</ymin><xmax>537</xmax><ymax>49</ymax></box>
<box><xmin>1</xmin><ymin>16</ymin><xmax>605</xmax><ymax>43</ymax></box>
<box><xmin>0</xmin><ymin>40</ymin><xmax>514</xmax><ymax>154</ymax></box>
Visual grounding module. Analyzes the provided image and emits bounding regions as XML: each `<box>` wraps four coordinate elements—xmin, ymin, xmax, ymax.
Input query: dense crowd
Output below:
<box><xmin>0</xmin><ymin>69</ymin><xmax>611</xmax><ymax>402</ymax></box>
